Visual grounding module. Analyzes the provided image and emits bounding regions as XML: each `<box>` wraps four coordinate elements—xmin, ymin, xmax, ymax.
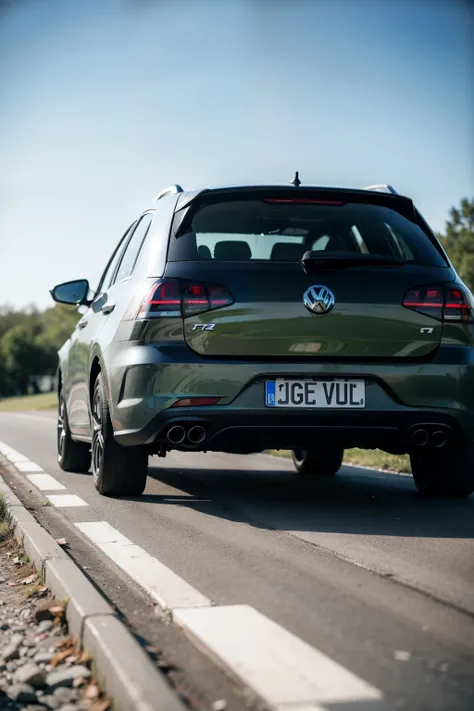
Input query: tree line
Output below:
<box><xmin>0</xmin><ymin>304</ymin><xmax>79</xmax><ymax>397</ymax></box>
<box><xmin>0</xmin><ymin>196</ymin><xmax>473</xmax><ymax>398</ymax></box>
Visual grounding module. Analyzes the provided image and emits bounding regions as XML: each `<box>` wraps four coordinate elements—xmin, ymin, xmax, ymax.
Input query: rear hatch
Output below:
<box><xmin>165</xmin><ymin>188</ymin><xmax>454</xmax><ymax>359</ymax></box>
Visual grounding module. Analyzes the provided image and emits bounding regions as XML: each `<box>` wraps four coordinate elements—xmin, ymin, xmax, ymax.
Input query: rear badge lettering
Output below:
<box><xmin>192</xmin><ymin>324</ymin><xmax>216</xmax><ymax>331</ymax></box>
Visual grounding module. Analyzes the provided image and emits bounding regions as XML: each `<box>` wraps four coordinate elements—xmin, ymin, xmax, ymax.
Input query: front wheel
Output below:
<box><xmin>292</xmin><ymin>446</ymin><xmax>344</xmax><ymax>477</ymax></box>
<box><xmin>410</xmin><ymin>445</ymin><xmax>474</xmax><ymax>498</ymax></box>
<box><xmin>91</xmin><ymin>373</ymin><xmax>148</xmax><ymax>496</ymax></box>
<box><xmin>57</xmin><ymin>390</ymin><xmax>91</xmax><ymax>473</ymax></box>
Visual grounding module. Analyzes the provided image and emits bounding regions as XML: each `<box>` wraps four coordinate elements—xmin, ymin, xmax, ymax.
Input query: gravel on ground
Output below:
<box><xmin>0</xmin><ymin>511</ymin><xmax>110</xmax><ymax>711</ymax></box>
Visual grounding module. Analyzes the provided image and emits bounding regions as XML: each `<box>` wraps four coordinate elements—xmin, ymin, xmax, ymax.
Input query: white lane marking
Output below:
<box><xmin>47</xmin><ymin>494</ymin><xmax>88</xmax><ymax>508</ymax></box>
<box><xmin>27</xmin><ymin>474</ymin><xmax>66</xmax><ymax>491</ymax></box>
<box><xmin>0</xmin><ymin>442</ymin><xmax>22</xmax><ymax>456</ymax></box>
<box><xmin>75</xmin><ymin>521</ymin><xmax>211</xmax><ymax>610</ymax></box>
<box><xmin>16</xmin><ymin>461</ymin><xmax>44</xmax><ymax>472</ymax></box>
<box><xmin>175</xmin><ymin>605</ymin><xmax>388</xmax><ymax>711</ymax></box>
<box><xmin>6</xmin><ymin>452</ymin><xmax>29</xmax><ymax>463</ymax></box>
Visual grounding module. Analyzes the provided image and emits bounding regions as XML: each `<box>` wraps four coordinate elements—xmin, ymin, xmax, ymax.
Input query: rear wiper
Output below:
<box><xmin>301</xmin><ymin>251</ymin><xmax>406</xmax><ymax>269</ymax></box>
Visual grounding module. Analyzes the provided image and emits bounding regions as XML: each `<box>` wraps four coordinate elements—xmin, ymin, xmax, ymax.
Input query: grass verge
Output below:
<box><xmin>269</xmin><ymin>448</ymin><xmax>411</xmax><ymax>473</ymax></box>
<box><xmin>0</xmin><ymin>391</ymin><xmax>57</xmax><ymax>412</ymax></box>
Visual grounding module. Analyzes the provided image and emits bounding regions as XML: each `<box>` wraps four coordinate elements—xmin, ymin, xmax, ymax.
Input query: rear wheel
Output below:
<box><xmin>91</xmin><ymin>373</ymin><xmax>148</xmax><ymax>496</ymax></box>
<box><xmin>57</xmin><ymin>390</ymin><xmax>91</xmax><ymax>473</ymax></box>
<box><xmin>410</xmin><ymin>445</ymin><xmax>474</xmax><ymax>498</ymax></box>
<box><xmin>292</xmin><ymin>446</ymin><xmax>343</xmax><ymax>477</ymax></box>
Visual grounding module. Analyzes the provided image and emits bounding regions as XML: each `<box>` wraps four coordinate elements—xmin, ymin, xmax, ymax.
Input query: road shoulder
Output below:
<box><xmin>0</xmin><ymin>466</ymin><xmax>185</xmax><ymax>711</ymax></box>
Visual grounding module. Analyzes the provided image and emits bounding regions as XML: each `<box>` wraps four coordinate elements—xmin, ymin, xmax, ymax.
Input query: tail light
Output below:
<box><xmin>134</xmin><ymin>279</ymin><xmax>233</xmax><ymax>319</ymax></box>
<box><xmin>402</xmin><ymin>284</ymin><xmax>474</xmax><ymax>322</ymax></box>
<box><xmin>443</xmin><ymin>287</ymin><xmax>474</xmax><ymax>322</ymax></box>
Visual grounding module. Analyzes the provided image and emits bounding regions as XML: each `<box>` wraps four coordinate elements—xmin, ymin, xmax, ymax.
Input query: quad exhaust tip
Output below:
<box><xmin>431</xmin><ymin>430</ymin><xmax>448</xmax><ymax>448</ymax></box>
<box><xmin>166</xmin><ymin>425</ymin><xmax>186</xmax><ymax>445</ymax></box>
<box><xmin>188</xmin><ymin>425</ymin><xmax>206</xmax><ymax>445</ymax></box>
<box><xmin>411</xmin><ymin>427</ymin><xmax>450</xmax><ymax>448</ymax></box>
<box><xmin>412</xmin><ymin>428</ymin><xmax>429</xmax><ymax>447</ymax></box>
<box><xmin>166</xmin><ymin>424</ymin><xmax>207</xmax><ymax>446</ymax></box>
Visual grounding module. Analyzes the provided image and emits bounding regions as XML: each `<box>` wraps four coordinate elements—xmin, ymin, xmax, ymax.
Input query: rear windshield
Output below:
<box><xmin>169</xmin><ymin>198</ymin><xmax>447</xmax><ymax>267</ymax></box>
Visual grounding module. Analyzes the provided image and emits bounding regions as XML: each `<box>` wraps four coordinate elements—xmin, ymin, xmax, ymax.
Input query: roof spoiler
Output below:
<box><xmin>174</xmin><ymin>184</ymin><xmax>412</xmax><ymax>215</ymax></box>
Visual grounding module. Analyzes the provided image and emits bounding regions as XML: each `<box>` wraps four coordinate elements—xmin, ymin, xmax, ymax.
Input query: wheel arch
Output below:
<box><xmin>89</xmin><ymin>356</ymin><xmax>102</xmax><ymax>406</ymax></box>
<box><xmin>57</xmin><ymin>365</ymin><xmax>62</xmax><ymax>396</ymax></box>
<box><xmin>88</xmin><ymin>351</ymin><xmax>113</xmax><ymax>419</ymax></box>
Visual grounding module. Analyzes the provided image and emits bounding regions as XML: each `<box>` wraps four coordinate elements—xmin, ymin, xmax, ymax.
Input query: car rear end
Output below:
<box><xmin>110</xmin><ymin>186</ymin><xmax>474</xmax><ymax>459</ymax></box>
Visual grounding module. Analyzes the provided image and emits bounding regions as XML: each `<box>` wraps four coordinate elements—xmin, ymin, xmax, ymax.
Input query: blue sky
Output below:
<box><xmin>0</xmin><ymin>0</ymin><xmax>472</xmax><ymax>309</ymax></box>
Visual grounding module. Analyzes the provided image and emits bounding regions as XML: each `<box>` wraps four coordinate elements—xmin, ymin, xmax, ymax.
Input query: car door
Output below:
<box><xmin>67</xmin><ymin>224</ymin><xmax>135</xmax><ymax>435</ymax></box>
<box><xmin>69</xmin><ymin>213</ymin><xmax>154</xmax><ymax>437</ymax></box>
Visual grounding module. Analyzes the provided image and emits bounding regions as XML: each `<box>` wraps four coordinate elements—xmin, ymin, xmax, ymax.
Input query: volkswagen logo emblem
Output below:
<box><xmin>303</xmin><ymin>285</ymin><xmax>335</xmax><ymax>314</ymax></box>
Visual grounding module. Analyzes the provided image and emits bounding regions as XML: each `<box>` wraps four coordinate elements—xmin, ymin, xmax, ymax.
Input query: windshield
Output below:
<box><xmin>169</xmin><ymin>198</ymin><xmax>447</xmax><ymax>267</ymax></box>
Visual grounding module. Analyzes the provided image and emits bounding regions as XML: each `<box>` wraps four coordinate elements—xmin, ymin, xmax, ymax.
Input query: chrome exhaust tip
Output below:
<box><xmin>188</xmin><ymin>425</ymin><xmax>206</xmax><ymax>445</ymax></box>
<box><xmin>431</xmin><ymin>430</ymin><xmax>448</xmax><ymax>448</ymax></box>
<box><xmin>166</xmin><ymin>425</ymin><xmax>186</xmax><ymax>445</ymax></box>
<box><xmin>412</xmin><ymin>428</ymin><xmax>429</xmax><ymax>447</ymax></box>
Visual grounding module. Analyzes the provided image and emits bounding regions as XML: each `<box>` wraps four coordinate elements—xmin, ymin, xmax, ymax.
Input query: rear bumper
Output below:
<box><xmin>108</xmin><ymin>343</ymin><xmax>474</xmax><ymax>452</ymax></box>
<box><xmin>116</xmin><ymin>407</ymin><xmax>464</xmax><ymax>453</ymax></box>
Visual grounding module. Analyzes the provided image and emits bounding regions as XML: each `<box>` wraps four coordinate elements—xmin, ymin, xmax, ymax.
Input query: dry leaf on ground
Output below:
<box><xmin>51</xmin><ymin>647</ymin><xmax>74</xmax><ymax>667</ymax></box>
<box><xmin>21</xmin><ymin>574</ymin><xmax>37</xmax><ymax>585</ymax></box>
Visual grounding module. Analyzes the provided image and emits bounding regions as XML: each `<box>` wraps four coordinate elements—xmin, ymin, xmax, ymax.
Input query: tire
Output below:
<box><xmin>91</xmin><ymin>373</ymin><xmax>148</xmax><ymax>496</ymax></box>
<box><xmin>57</xmin><ymin>390</ymin><xmax>91</xmax><ymax>473</ymax></box>
<box><xmin>292</xmin><ymin>446</ymin><xmax>343</xmax><ymax>477</ymax></box>
<box><xmin>410</xmin><ymin>445</ymin><xmax>474</xmax><ymax>498</ymax></box>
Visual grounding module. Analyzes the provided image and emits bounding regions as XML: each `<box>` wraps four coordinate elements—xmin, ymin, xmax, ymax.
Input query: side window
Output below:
<box><xmin>95</xmin><ymin>223</ymin><xmax>136</xmax><ymax>297</ymax></box>
<box><xmin>312</xmin><ymin>235</ymin><xmax>331</xmax><ymax>251</ymax></box>
<box><xmin>112</xmin><ymin>213</ymin><xmax>153</xmax><ymax>285</ymax></box>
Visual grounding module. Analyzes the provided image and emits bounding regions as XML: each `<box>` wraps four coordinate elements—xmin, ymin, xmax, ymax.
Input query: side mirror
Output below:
<box><xmin>50</xmin><ymin>279</ymin><xmax>90</xmax><ymax>306</ymax></box>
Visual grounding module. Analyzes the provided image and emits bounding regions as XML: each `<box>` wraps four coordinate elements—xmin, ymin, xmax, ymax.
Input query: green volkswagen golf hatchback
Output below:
<box><xmin>51</xmin><ymin>180</ymin><xmax>474</xmax><ymax>498</ymax></box>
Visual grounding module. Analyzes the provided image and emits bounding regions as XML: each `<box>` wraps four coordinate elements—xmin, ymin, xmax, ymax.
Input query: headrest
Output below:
<box><xmin>271</xmin><ymin>242</ymin><xmax>305</xmax><ymax>261</ymax></box>
<box><xmin>214</xmin><ymin>241</ymin><xmax>252</xmax><ymax>261</ymax></box>
<box><xmin>198</xmin><ymin>244</ymin><xmax>212</xmax><ymax>259</ymax></box>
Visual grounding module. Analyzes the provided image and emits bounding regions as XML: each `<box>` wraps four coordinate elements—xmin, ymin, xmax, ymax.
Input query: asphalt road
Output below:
<box><xmin>1</xmin><ymin>410</ymin><xmax>473</xmax><ymax>711</ymax></box>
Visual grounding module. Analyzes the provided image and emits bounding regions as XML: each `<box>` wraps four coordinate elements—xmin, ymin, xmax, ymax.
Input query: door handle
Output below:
<box><xmin>101</xmin><ymin>303</ymin><xmax>115</xmax><ymax>315</ymax></box>
<box><xmin>78</xmin><ymin>319</ymin><xmax>88</xmax><ymax>329</ymax></box>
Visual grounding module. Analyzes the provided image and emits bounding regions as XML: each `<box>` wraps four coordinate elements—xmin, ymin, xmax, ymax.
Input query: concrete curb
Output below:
<box><xmin>0</xmin><ymin>466</ymin><xmax>185</xmax><ymax>711</ymax></box>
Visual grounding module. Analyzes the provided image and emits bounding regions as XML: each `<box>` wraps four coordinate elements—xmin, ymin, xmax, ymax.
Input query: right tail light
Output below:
<box><xmin>402</xmin><ymin>284</ymin><xmax>474</xmax><ymax>322</ymax></box>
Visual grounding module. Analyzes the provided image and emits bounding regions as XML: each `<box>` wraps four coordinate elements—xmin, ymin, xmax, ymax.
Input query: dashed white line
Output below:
<box><xmin>75</xmin><ymin>521</ymin><xmax>211</xmax><ymax>609</ymax></box>
<box><xmin>0</xmin><ymin>442</ymin><xmax>26</xmax><ymax>457</ymax></box>
<box><xmin>175</xmin><ymin>605</ymin><xmax>388</xmax><ymax>711</ymax></box>
<box><xmin>16</xmin><ymin>461</ymin><xmax>44</xmax><ymax>472</ymax></box>
<box><xmin>47</xmin><ymin>494</ymin><xmax>88</xmax><ymax>507</ymax></box>
<box><xmin>26</xmin><ymin>474</ymin><xmax>66</xmax><ymax>491</ymax></box>
<box><xmin>6</xmin><ymin>452</ymin><xmax>30</xmax><ymax>463</ymax></box>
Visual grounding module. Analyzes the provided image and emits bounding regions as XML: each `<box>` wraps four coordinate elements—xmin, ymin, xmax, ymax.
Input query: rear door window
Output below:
<box><xmin>169</xmin><ymin>198</ymin><xmax>446</xmax><ymax>267</ymax></box>
<box><xmin>113</xmin><ymin>213</ymin><xmax>153</xmax><ymax>285</ymax></box>
<box><xmin>95</xmin><ymin>224</ymin><xmax>136</xmax><ymax>296</ymax></box>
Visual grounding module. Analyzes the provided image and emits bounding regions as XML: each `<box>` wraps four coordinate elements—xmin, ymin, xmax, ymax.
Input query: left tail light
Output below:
<box><xmin>132</xmin><ymin>279</ymin><xmax>234</xmax><ymax>320</ymax></box>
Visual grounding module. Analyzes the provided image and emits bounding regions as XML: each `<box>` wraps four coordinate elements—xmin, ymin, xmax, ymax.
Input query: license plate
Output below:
<box><xmin>265</xmin><ymin>379</ymin><xmax>365</xmax><ymax>408</ymax></box>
